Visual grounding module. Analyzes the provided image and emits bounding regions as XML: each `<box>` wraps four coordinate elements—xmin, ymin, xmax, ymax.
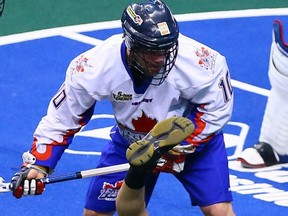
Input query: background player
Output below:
<box><xmin>238</xmin><ymin>19</ymin><xmax>288</xmax><ymax>168</ymax></box>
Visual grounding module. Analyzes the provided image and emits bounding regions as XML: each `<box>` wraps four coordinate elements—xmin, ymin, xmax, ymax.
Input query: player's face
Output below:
<box><xmin>134</xmin><ymin>48</ymin><xmax>167</xmax><ymax>76</ymax></box>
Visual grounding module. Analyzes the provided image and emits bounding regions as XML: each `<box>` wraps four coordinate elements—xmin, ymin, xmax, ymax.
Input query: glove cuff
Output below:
<box><xmin>21</xmin><ymin>151</ymin><xmax>52</xmax><ymax>175</ymax></box>
<box><xmin>22</xmin><ymin>163</ymin><xmax>48</xmax><ymax>177</ymax></box>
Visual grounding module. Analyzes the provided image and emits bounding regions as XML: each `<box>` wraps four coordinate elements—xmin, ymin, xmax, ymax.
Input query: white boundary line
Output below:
<box><xmin>231</xmin><ymin>80</ymin><xmax>270</xmax><ymax>97</ymax></box>
<box><xmin>2</xmin><ymin>8</ymin><xmax>287</xmax><ymax>94</ymax></box>
<box><xmin>1</xmin><ymin>8</ymin><xmax>288</xmax><ymax>46</ymax></box>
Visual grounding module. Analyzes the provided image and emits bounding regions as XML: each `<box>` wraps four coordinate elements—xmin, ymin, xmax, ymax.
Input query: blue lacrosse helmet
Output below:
<box><xmin>121</xmin><ymin>0</ymin><xmax>179</xmax><ymax>85</ymax></box>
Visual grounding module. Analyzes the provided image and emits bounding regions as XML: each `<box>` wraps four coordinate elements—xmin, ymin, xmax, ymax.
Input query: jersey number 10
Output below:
<box><xmin>219</xmin><ymin>71</ymin><xmax>233</xmax><ymax>103</ymax></box>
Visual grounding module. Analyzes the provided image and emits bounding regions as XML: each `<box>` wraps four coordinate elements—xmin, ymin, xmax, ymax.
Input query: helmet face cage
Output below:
<box><xmin>122</xmin><ymin>0</ymin><xmax>179</xmax><ymax>86</ymax></box>
<box><xmin>127</xmin><ymin>40</ymin><xmax>178</xmax><ymax>85</ymax></box>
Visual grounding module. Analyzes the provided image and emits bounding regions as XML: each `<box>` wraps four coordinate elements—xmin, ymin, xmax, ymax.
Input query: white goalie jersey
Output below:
<box><xmin>30</xmin><ymin>33</ymin><xmax>233</xmax><ymax>169</ymax></box>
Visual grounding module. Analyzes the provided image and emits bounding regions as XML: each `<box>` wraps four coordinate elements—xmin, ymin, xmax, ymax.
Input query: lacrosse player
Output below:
<box><xmin>10</xmin><ymin>1</ymin><xmax>235</xmax><ymax>215</ymax></box>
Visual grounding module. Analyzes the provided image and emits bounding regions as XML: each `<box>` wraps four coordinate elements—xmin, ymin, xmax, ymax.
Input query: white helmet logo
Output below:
<box><xmin>157</xmin><ymin>22</ymin><xmax>170</xmax><ymax>35</ymax></box>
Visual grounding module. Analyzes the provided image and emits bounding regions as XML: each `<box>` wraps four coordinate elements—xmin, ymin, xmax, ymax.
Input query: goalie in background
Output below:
<box><xmin>238</xmin><ymin>19</ymin><xmax>288</xmax><ymax>168</ymax></box>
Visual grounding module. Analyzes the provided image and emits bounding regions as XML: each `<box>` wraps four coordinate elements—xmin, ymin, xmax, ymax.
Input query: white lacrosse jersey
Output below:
<box><xmin>30</xmin><ymin>33</ymin><xmax>233</xmax><ymax>168</ymax></box>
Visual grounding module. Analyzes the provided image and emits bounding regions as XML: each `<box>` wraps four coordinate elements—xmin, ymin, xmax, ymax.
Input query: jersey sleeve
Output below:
<box><xmin>28</xmin><ymin>35</ymin><xmax>124</xmax><ymax>170</ymax></box>
<box><xmin>30</xmin><ymin>54</ymin><xmax>98</xmax><ymax>170</ymax></box>
<box><xmin>184</xmin><ymin>56</ymin><xmax>233</xmax><ymax>146</ymax></box>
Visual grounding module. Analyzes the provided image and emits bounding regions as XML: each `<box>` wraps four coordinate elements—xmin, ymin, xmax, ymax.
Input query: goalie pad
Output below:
<box><xmin>238</xmin><ymin>20</ymin><xmax>288</xmax><ymax>168</ymax></box>
<box><xmin>259</xmin><ymin>20</ymin><xmax>288</xmax><ymax>155</ymax></box>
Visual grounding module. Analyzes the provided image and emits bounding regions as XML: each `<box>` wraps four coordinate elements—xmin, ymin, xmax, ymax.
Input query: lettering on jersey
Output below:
<box><xmin>53</xmin><ymin>88</ymin><xmax>66</xmax><ymax>109</ymax></box>
<box><xmin>75</xmin><ymin>55</ymin><xmax>92</xmax><ymax>73</ymax></box>
<box><xmin>219</xmin><ymin>70</ymin><xmax>233</xmax><ymax>103</ymax></box>
<box><xmin>132</xmin><ymin>98</ymin><xmax>153</xmax><ymax>105</ymax></box>
<box><xmin>98</xmin><ymin>180</ymin><xmax>123</xmax><ymax>201</ymax></box>
<box><xmin>113</xmin><ymin>91</ymin><xmax>132</xmax><ymax>101</ymax></box>
<box><xmin>195</xmin><ymin>47</ymin><xmax>216</xmax><ymax>71</ymax></box>
<box><xmin>127</xmin><ymin>5</ymin><xmax>143</xmax><ymax>25</ymax></box>
<box><xmin>118</xmin><ymin>111</ymin><xmax>157</xmax><ymax>143</ymax></box>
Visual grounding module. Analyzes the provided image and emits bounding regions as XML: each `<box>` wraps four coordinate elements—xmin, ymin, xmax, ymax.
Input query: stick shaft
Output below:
<box><xmin>0</xmin><ymin>163</ymin><xmax>130</xmax><ymax>192</ymax></box>
<box><xmin>80</xmin><ymin>163</ymin><xmax>130</xmax><ymax>178</ymax></box>
<box><xmin>42</xmin><ymin>163</ymin><xmax>130</xmax><ymax>184</ymax></box>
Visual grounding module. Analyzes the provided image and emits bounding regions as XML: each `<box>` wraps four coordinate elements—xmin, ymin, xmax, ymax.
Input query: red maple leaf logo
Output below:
<box><xmin>131</xmin><ymin>111</ymin><xmax>158</xmax><ymax>133</ymax></box>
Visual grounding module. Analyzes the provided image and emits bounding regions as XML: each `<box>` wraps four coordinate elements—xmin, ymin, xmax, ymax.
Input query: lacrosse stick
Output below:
<box><xmin>0</xmin><ymin>163</ymin><xmax>130</xmax><ymax>193</ymax></box>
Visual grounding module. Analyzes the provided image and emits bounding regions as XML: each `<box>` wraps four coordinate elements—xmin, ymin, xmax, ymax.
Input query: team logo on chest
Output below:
<box><xmin>118</xmin><ymin>111</ymin><xmax>158</xmax><ymax>143</ymax></box>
